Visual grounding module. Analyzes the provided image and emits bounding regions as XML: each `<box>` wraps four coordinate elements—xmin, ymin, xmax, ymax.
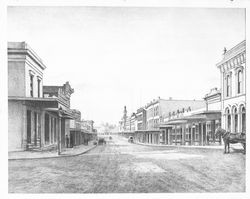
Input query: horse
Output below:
<box><xmin>215</xmin><ymin>127</ymin><xmax>246</xmax><ymax>154</ymax></box>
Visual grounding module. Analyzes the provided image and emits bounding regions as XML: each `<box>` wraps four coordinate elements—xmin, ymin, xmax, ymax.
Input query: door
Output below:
<box><xmin>26</xmin><ymin>110</ymin><xmax>31</xmax><ymax>144</ymax></box>
<box><xmin>192</xmin><ymin>127</ymin><xmax>195</xmax><ymax>144</ymax></box>
<box><xmin>203</xmin><ymin>124</ymin><xmax>206</xmax><ymax>144</ymax></box>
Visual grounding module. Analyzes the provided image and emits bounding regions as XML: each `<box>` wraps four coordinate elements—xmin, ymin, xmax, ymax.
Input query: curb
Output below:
<box><xmin>134</xmin><ymin>141</ymin><xmax>224</xmax><ymax>151</ymax></box>
<box><xmin>8</xmin><ymin>145</ymin><xmax>97</xmax><ymax>161</ymax></box>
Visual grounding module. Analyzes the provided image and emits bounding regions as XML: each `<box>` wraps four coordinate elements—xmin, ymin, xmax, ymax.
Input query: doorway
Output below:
<box><xmin>26</xmin><ymin>110</ymin><xmax>31</xmax><ymax>144</ymax></box>
<box><xmin>45</xmin><ymin>113</ymin><xmax>50</xmax><ymax>145</ymax></box>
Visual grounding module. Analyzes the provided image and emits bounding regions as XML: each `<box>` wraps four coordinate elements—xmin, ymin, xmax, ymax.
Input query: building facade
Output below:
<box><xmin>70</xmin><ymin>109</ymin><xmax>83</xmax><ymax>146</ymax></box>
<box><xmin>160</xmin><ymin>88</ymin><xmax>221</xmax><ymax>146</ymax></box>
<box><xmin>134</xmin><ymin>98</ymin><xmax>205</xmax><ymax>144</ymax></box>
<box><xmin>216</xmin><ymin>40</ymin><xmax>246</xmax><ymax>134</ymax></box>
<box><xmin>145</xmin><ymin>97</ymin><xmax>205</xmax><ymax>130</ymax></box>
<box><xmin>81</xmin><ymin>120</ymin><xmax>97</xmax><ymax>142</ymax></box>
<box><xmin>136</xmin><ymin>107</ymin><xmax>147</xmax><ymax>131</ymax></box>
<box><xmin>43</xmin><ymin>81</ymin><xmax>74</xmax><ymax>150</ymax></box>
<box><xmin>8</xmin><ymin>42</ymin><xmax>74</xmax><ymax>152</ymax></box>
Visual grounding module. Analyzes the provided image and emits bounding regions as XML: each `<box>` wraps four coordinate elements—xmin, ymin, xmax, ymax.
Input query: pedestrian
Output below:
<box><xmin>66</xmin><ymin>135</ymin><xmax>69</xmax><ymax>148</ymax></box>
<box><xmin>207</xmin><ymin>134</ymin><xmax>210</xmax><ymax>145</ymax></box>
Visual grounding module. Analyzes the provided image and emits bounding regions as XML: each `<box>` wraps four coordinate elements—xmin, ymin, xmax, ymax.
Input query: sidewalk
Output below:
<box><xmin>8</xmin><ymin>141</ymin><xmax>97</xmax><ymax>160</ymax></box>
<box><xmin>120</xmin><ymin>136</ymin><xmax>243</xmax><ymax>151</ymax></box>
<box><xmin>135</xmin><ymin>141</ymin><xmax>224</xmax><ymax>150</ymax></box>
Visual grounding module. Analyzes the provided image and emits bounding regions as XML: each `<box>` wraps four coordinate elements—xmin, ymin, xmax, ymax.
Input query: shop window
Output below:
<box><xmin>241</xmin><ymin>106</ymin><xmax>246</xmax><ymax>133</ymax></box>
<box><xmin>233</xmin><ymin>107</ymin><xmax>238</xmax><ymax>133</ymax></box>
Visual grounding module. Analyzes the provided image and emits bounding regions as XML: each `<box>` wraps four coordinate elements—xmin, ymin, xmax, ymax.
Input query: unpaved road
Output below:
<box><xmin>9</xmin><ymin>136</ymin><xmax>245</xmax><ymax>193</ymax></box>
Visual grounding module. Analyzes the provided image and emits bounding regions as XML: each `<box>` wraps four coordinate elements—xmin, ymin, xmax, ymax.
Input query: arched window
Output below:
<box><xmin>233</xmin><ymin>107</ymin><xmax>238</xmax><ymax>133</ymax></box>
<box><xmin>225</xmin><ymin>108</ymin><xmax>231</xmax><ymax>131</ymax></box>
<box><xmin>241</xmin><ymin>106</ymin><xmax>246</xmax><ymax>133</ymax></box>
<box><xmin>237</xmin><ymin>70</ymin><xmax>243</xmax><ymax>94</ymax></box>
<box><xmin>226</xmin><ymin>75</ymin><xmax>230</xmax><ymax>97</ymax></box>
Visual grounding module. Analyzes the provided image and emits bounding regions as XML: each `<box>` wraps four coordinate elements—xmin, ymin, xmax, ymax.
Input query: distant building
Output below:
<box><xmin>70</xmin><ymin>109</ymin><xmax>83</xmax><ymax>146</ymax></box>
<box><xmin>130</xmin><ymin>113</ymin><xmax>137</xmax><ymax>131</ymax></box>
<box><xmin>145</xmin><ymin>97</ymin><xmax>205</xmax><ymax>130</ymax></box>
<box><xmin>136</xmin><ymin>107</ymin><xmax>147</xmax><ymax>131</ymax></box>
<box><xmin>8</xmin><ymin>42</ymin><xmax>74</xmax><ymax>152</ymax></box>
<box><xmin>81</xmin><ymin>120</ymin><xmax>97</xmax><ymax>141</ymax></box>
<box><xmin>133</xmin><ymin>97</ymin><xmax>205</xmax><ymax>145</ymax></box>
<box><xmin>216</xmin><ymin>40</ymin><xmax>246</xmax><ymax>133</ymax></box>
<box><xmin>159</xmin><ymin>88</ymin><xmax>221</xmax><ymax>146</ymax></box>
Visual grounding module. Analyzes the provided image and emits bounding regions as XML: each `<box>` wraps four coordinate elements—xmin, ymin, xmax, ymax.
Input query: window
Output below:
<box><xmin>206</xmin><ymin>122</ymin><xmax>212</xmax><ymax>141</ymax></box>
<box><xmin>185</xmin><ymin>127</ymin><xmax>191</xmax><ymax>140</ymax></box>
<box><xmin>226</xmin><ymin>75</ymin><xmax>230</xmax><ymax>97</ymax></box>
<box><xmin>30</xmin><ymin>75</ymin><xmax>34</xmax><ymax>97</ymax></box>
<box><xmin>237</xmin><ymin>70</ymin><xmax>243</xmax><ymax>94</ymax></box>
<box><xmin>241</xmin><ymin>107</ymin><xmax>246</xmax><ymax>133</ymax></box>
<box><xmin>37</xmin><ymin>78</ymin><xmax>41</xmax><ymax>97</ymax></box>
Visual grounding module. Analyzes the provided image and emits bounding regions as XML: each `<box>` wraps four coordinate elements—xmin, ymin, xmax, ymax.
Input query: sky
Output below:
<box><xmin>7</xmin><ymin>6</ymin><xmax>245</xmax><ymax>125</ymax></box>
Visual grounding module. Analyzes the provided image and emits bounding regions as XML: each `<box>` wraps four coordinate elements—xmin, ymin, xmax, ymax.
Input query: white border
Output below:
<box><xmin>1</xmin><ymin>0</ymin><xmax>250</xmax><ymax>199</ymax></box>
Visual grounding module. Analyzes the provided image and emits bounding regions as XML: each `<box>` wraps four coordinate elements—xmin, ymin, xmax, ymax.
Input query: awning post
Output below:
<box><xmin>58</xmin><ymin>110</ymin><xmax>62</xmax><ymax>155</ymax></box>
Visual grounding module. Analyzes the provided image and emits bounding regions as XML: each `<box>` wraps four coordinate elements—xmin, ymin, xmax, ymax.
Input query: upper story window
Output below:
<box><xmin>226</xmin><ymin>74</ymin><xmax>231</xmax><ymax>97</ymax></box>
<box><xmin>30</xmin><ymin>74</ymin><xmax>34</xmax><ymax>97</ymax></box>
<box><xmin>237</xmin><ymin>70</ymin><xmax>243</xmax><ymax>94</ymax></box>
<box><xmin>37</xmin><ymin>78</ymin><xmax>41</xmax><ymax>97</ymax></box>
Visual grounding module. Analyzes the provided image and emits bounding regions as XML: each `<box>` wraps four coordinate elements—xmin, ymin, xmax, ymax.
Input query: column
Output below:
<box><xmin>165</xmin><ymin>130</ymin><xmax>167</xmax><ymax>145</ymax></box>
<box><xmin>30</xmin><ymin>111</ymin><xmax>34</xmax><ymax>146</ymax></box>
<box><xmin>231</xmin><ymin>112</ymin><xmax>234</xmax><ymax>133</ymax></box>
<box><xmin>182</xmin><ymin>125</ymin><xmax>185</xmax><ymax>145</ymax></box>
<box><xmin>175</xmin><ymin>126</ymin><xmax>177</xmax><ymax>145</ymax></box>
<box><xmin>205</xmin><ymin>122</ymin><xmax>208</xmax><ymax>145</ymax></box>
<box><xmin>58</xmin><ymin>117</ymin><xmax>62</xmax><ymax>155</ymax></box>
<box><xmin>36</xmin><ymin>113</ymin><xmax>41</xmax><ymax>147</ymax></box>
<box><xmin>168</xmin><ymin>129</ymin><xmax>170</xmax><ymax>145</ymax></box>
<box><xmin>22</xmin><ymin>104</ymin><xmax>27</xmax><ymax>150</ymax></box>
<box><xmin>49</xmin><ymin>115</ymin><xmax>52</xmax><ymax>144</ymax></box>
<box><xmin>201</xmin><ymin>123</ymin><xmax>204</xmax><ymax>146</ymax></box>
<box><xmin>237</xmin><ymin>112</ymin><xmax>241</xmax><ymax>133</ymax></box>
<box><xmin>191</xmin><ymin>126</ymin><xmax>193</xmax><ymax>145</ymax></box>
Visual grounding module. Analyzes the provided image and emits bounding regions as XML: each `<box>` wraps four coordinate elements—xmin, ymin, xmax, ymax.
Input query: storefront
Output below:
<box><xmin>160</xmin><ymin>111</ymin><xmax>221</xmax><ymax>146</ymax></box>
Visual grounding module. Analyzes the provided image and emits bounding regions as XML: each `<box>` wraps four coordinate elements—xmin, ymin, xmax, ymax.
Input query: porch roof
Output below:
<box><xmin>161</xmin><ymin>110</ymin><xmax>221</xmax><ymax>126</ymax></box>
<box><xmin>8</xmin><ymin>96</ymin><xmax>58</xmax><ymax>102</ymax></box>
<box><xmin>43</xmin><ymin>108</ymin><xmax>74</xmax><ymax>119</ymax></box>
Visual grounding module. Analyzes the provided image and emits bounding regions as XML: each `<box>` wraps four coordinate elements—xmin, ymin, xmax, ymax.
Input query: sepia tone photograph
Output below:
<box><xmin>3</xmin><ymin>0</ymin><xmax>248</xmax><ymax>197</ymax></box>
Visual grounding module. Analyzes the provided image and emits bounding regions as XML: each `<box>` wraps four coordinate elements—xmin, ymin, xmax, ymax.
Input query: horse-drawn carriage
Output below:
<box><xmin>128</xmin><ymin>136</ymin><xmax>134</xmax><ymax>143</ymax></box>
<box><xmin>98</xmin><ymin>137</ymin><xmax>106</xmax><ymax>145</ymax></box>
<box><xmin>215</xmin><ymin>127</ymin><xmax>246</xmax><ymax>154</ymax></box>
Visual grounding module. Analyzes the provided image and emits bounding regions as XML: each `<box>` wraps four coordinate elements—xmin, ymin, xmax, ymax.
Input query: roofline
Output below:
<box><xmin>8</xmin><ymin>42</ymin><xmax>46</xmax><ymax>70</ymax></box>
<box><xmin>145</xmin><ymin>99</ymin><xmax>204</xmax><ymax>109</ymax></box>
<box><xmin>216</xmin><ymin>40</ymin><xmax>246</xmax><ymax>68</ymax></box>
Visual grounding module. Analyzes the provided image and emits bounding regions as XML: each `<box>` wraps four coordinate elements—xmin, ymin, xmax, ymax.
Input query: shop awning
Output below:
<box><xmin>43</xmin><ymin>108</ymin><xmax>74</xmax><ymax>119</ymax></box>
<box><xmin>161</xmin><ymin>110</ymin><xmax>221</xmax><ymax>126</ymax></box>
